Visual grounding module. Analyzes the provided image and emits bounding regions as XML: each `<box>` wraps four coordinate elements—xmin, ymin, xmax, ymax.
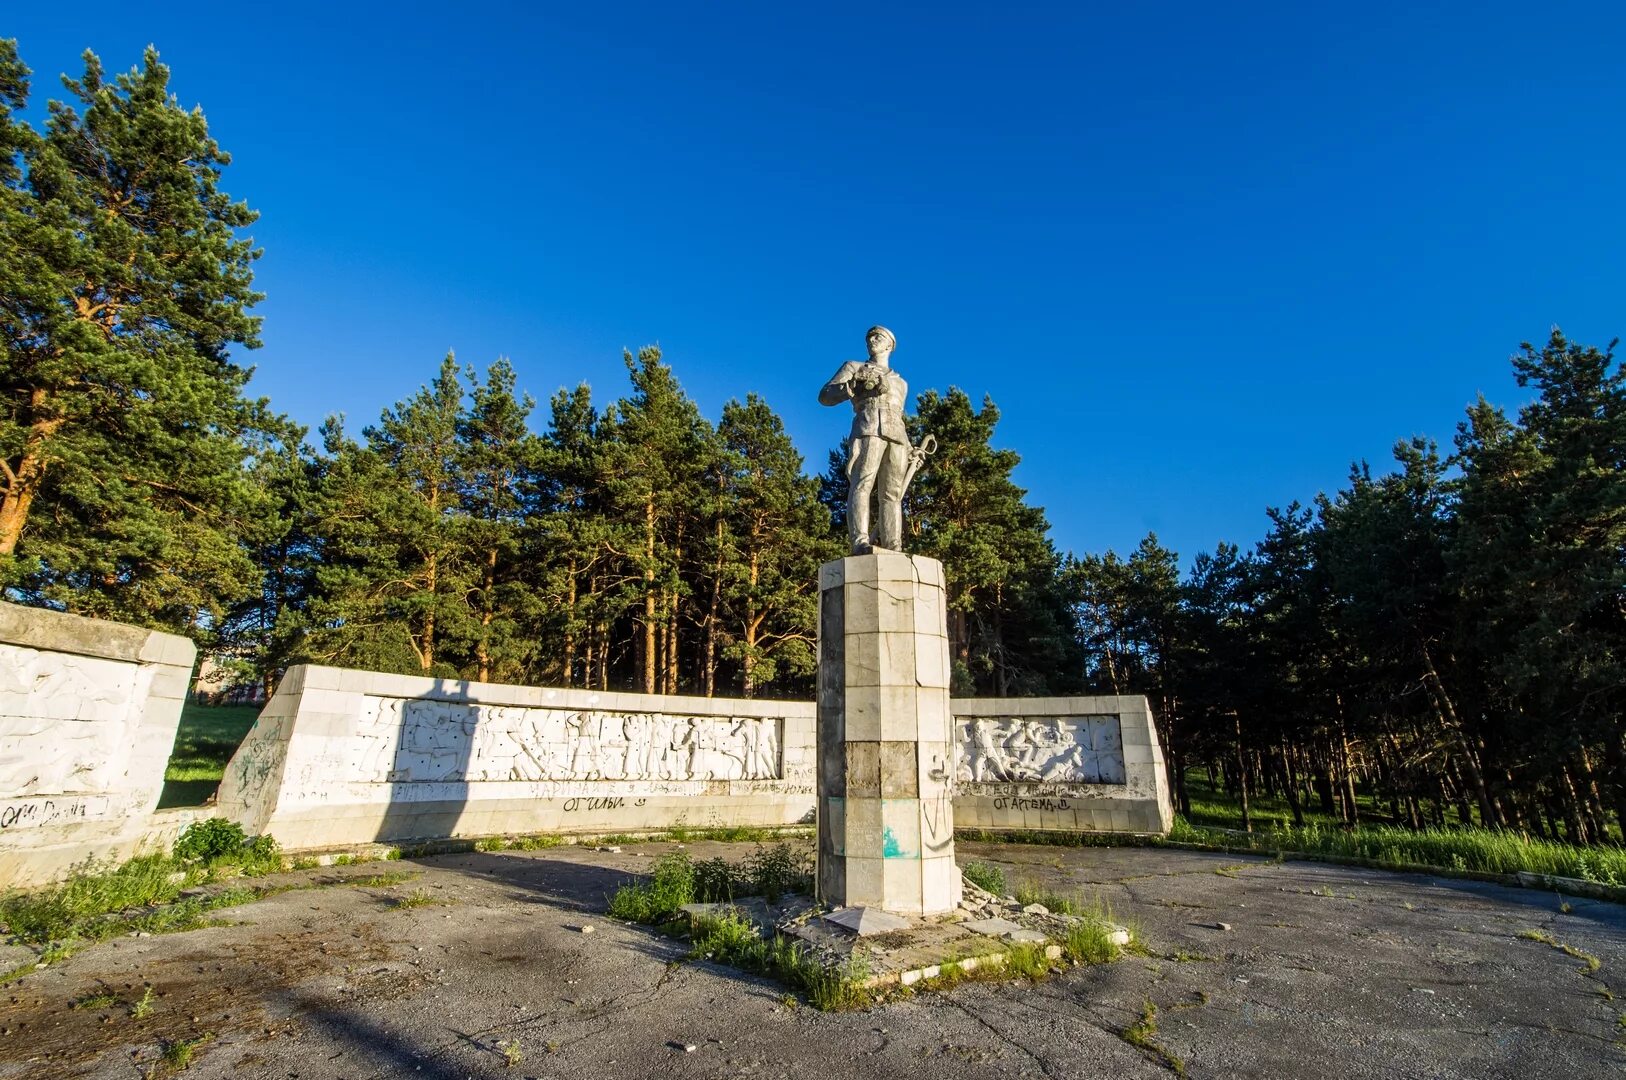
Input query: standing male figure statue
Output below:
<box><xmin>819</xmin><ymin>325</ymin><xmax>920</xmax><ymax>554</ymax></box>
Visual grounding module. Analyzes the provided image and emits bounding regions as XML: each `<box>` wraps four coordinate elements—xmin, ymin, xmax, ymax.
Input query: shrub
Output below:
<box><xmin>173</xmin><ymin>820</ymin><xmax>280</xmax><ymax>873</ymax></box>
<box><xmin>173</xmin><ymin>820</ymin><xmax>248</xmax><ymax>863</ymax></box>
<box><xmin>692</xmin><ymin>857</ymin><xmax>743</xmax><ymax>902</ymax></box>
<box><xmin>745</xmin><ymin>843</ymin><xmax>810</xmax><ymax>902</ymax></box>
<box><xmin>962</xmin><ymin>860</ymin><xmax>1006</xmax><ymax>895</ymax></box>
<box><xmin>606</xmin><ymin>852</ymin><xmax>695</xmax><ymax>923</ymax></box>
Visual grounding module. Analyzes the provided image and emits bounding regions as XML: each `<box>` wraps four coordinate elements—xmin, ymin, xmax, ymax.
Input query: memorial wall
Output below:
<box><xmin>0</xmin><ymin>602</ymin><xmax>200</xmax><ymax>888</ymax></box>
<box><xmin>0</xmin><ymin>604</ymin><xmax>1173</xmax><ymax>885</ymax></box>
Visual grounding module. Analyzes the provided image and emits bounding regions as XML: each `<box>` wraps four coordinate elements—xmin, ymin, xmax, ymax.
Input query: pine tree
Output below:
<box><xmin>715</xmin><ymin>394</ymin><xmax>838</xmax><ymax>697</ymax></box>
<box><xmin>0</xmin><ymin>43</ymin><xmax>285</xmax><ymax>630</ymax></box>
<box><xmin>598</xmin><ymin>348</ymin><xmax>712</xmax><ymax>694</ymax></box>
<box><xmin>907</xmin><ymin>388</ymin><xmax>1068</xmax><ymax>694</ymax></box>
<box><xmin>459</xmin><ymin>358</ymin><xmax>540</xmax><ymax>683</ymax></box>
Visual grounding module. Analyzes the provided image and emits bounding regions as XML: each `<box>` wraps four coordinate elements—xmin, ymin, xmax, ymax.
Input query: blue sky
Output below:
<box><xmin>9</xmin><ymin>3</ymin><xmax>1624</xmax><ymax>566</ymax></box>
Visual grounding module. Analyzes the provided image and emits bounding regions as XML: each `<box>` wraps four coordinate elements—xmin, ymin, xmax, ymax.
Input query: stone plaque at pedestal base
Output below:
<box><xmin>816</xmin><ymin>552</ymin><xmax>960</xmax><ymax>916</ymax></box>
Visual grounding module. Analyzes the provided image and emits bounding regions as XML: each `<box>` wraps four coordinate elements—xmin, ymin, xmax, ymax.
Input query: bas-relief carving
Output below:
<box><xmin>956</xmin><ymin>715</ymin><xmax>1127</xmax><ymax>785</ymax></box>
<box><xmin>332</xmin><ymin>699</ymin><xmax>783</xmax><ymax>786</ymax></box>
<box><xmin>0</xmin><ymin>643</ymin><xmax>143</xmax><ymax>798</ymax></box>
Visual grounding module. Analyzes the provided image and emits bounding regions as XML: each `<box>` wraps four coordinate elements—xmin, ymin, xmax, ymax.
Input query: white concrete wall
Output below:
<box><xmin>216</xmin><ymin>670</ymin><xmax>1171</xmax><ymax>852</ymax></box>
<box><xmin>952</xmin><ymin>696</ymin><xmax>1174</xmax><ymax>835</ymax></box>
<box><xmin>0</xmin><ymin>602</ymin><xmax>196</xmax><ymax>888</ymax></box>
<box><xmin>216</xmin><ymin>666</ymin><xmax>818</xmax><ymax>850</ymax></box>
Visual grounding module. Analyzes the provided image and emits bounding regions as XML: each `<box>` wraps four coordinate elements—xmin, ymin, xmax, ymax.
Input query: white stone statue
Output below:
<box><xmin>819</xmin><ymin>325</ymin><xmax>935</xmax><ymax>554</ymax></box>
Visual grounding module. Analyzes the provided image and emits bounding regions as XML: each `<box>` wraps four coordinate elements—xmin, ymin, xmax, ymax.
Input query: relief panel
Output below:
<box><xmin>956</xmin><ymin>715</ymin><xmax>1126</xmax><ymax>785</ymax></box>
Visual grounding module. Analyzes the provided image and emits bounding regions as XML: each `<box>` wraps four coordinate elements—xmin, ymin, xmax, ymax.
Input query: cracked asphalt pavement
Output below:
<box><xmin>1</xmin><ymin>841</ymin><xmax>1621</xmax><ymax>1079</ymax></box>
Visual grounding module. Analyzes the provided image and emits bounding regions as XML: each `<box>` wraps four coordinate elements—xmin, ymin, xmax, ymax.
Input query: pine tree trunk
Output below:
<box><xmin>0</xmin><ymin>395</ymin><xmax>66</xmax><ymax>557</ymax></box>
<box><xmin>1418</xmin><ymin>640</ymin><xmax>1497</xmax><ymax>827</ymax></box>
<box><xmin>476</xmin><ymin>546</ymin><xmax>496</xmax><ymax>682</ymax></box>
<box><xmin>668</xmin><ymin>523</ymin><xmax>683</xmax><ymax>695</ymax></box>
<box><xmin>421</xmin><ymin>550</ymin><xmax>437</xmax><ymax>674</ymax></box>
<box><xmin>1279</xmin><ymin>746</ymin><xmax>1305</xmax><ymax>827</ymax></box>
<box><xmin>1233</xmin><ymin>713</ymin><xmax>1252</xmax><ymax>833</ymax></box>
<box><xmin>642</xmin><ymin>495</ymin><xmax>657</xmax><ymax>695</ymax></box>
<box><xmin>1603</xmin><ymin>736</ymin><xmax>1626</xmax><ymax>841</ymax></box>
<box><xmin>704</xmin><ymin>517</ymin><xmax>723</xmax><ymax>698</ymax></box>
<box><xmin>1559</xmin><ymin>765</ymin><xmax>1591</xmax><ymax>843</ymax></box>
<box><xmin>562</xmin><ymin>561</ymin><xmax>578</xmax><ymax>688</ymax></box>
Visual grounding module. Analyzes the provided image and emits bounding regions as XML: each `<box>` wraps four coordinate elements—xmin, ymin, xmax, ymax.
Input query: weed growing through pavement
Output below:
<box><xmin>393</xmin><ymin>890</ymin><xmax>448</xmax><ymax>910</ymax></box>
<box><xmin>1121</xmin><ymin>999</ymin><xmax>1186</xmax><ymax>1077</ymax></box>
<box><xmin>70</xmin><ymin>987</ymin><xmax>118</xmax><ymax>1010</ymax></box>
<box><xmin>606</xmin><ymin>844</ymin><xmax>811</xmax><ymax>922</ymax></box>
<box><xmin>350</xmin><ymin>871</ymin><xmax>416</xmax><ymax>888</ymax></box>
<box><xmin>130</xmin><ymin>986</ymin><xmax>156</xmax><ymax>1020</ymax></box>
<box><xmin>160</xmin><ymin>1032</ymin><xmax>213</xmax><ymax>1070</ymax></box>
<box><xmin>497</xmin><ymin>1038</ymin><xmax>522</xmax><ymax>1067</ymax></box>
<box><xmin>685</xmin><ymin>910</ymin><xmax>873</xmax><ymax>1010</ymax></box>
<box><xmin>1517</xmin><ymin>928</ymin><xmax>1603</xmax><ymax>973</ymax></box>
<box><xmin>1013</xmin><ymin>881</ymin><xmax>1082</xmax><ymax>914</ymax></box>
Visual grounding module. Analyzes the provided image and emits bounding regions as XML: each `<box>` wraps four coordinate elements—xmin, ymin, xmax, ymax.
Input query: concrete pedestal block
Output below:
<box><xmin>817</xmin><ymin>552</ymin><xmax>960</xmax><ymax>916</ymax></box>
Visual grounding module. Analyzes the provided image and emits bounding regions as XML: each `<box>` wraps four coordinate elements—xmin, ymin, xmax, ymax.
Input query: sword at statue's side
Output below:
<box><xmin>901</xmin><ymin>432</ymin><xmax>937</xmax><ymax>495</ymax></box>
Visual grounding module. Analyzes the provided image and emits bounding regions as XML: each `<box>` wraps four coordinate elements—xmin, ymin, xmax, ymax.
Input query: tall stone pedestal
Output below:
<box><xmin>816</xmin><ymin>552</ymin><xmax>960</xmax><ymax>916</ymax></box>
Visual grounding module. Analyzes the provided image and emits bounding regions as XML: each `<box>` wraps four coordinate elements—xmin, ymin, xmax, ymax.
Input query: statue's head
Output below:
<box><xmin>866</xmin><ymin>325</ymin><xmax>896</xmax><ymax>361</ymax></box>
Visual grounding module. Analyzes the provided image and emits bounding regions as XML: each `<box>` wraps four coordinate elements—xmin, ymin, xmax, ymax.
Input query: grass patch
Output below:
<box><xmin>1518</xmin><ymin>928</ymin><xmax>1603</xmax><ymax>973</ymax></box>
<box><xmin>686</xmin><ymin>910</ymin><xmax>873</xmax><ymax>1010</ymax></box>
<box><xmin>350</xmin><ymin>871</ymin><xmax>416</xmax><ymax>888</ymax></box>
<box><xmin>160</xmin><ymin>1032</ymin><xmax>213</xmax><ymax>1070</ymax></box>
<box><xmin>1121</xmin><ymin>999</ymin><xmax>1186</xmax><ymax>1077</ymax></box>
<box><xmin>961</xmin><ymin>860</ymin><xmax>1007</xmax><ymax>895</ymax></box>
<box><xmin>1167</xmin><ymin>816</ymin><xmax>1626</xmax><ymax>885</ymax></box>
<box><xmin>1063</xmin><ymin>918</ymin><xmax>1125</xmax><ymax>965</ymax></box>
<box><xmin>70</xmin><ymin>987</ymin><xmax>118</xmax><ymax>1010</ymax></box>
<box><xmin>606</xmin><ymin>845</ymin><xmax>811</xmax><ymax>923</ymax></box>
<box><xmin>158</xmin><ymin>704</ymin><xmax>259</xmax><ymax>809</ymax></box>
<box><xmin>393</xmin><ymin>890</ymin><xmax>448</xmax><ymax>910</ymax></box>
<box><xmin>475</xmin><ymin>834</ymin><xmax>566</xmax><ymax>852</ymax></box>
<box><xmin>1013</xmin><ymin>881</ymin><xmax>1083</xmax><ymax>915</ymax></box>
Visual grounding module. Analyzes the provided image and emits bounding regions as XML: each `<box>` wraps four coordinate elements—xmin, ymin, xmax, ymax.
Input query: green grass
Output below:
<box><xmin>160</xmin><ymin>1032</ymin><xmax>213</xmax><ymax>1070</ymax></box>
<box><xmin>157</xmin><ymin>704</ymin><xmax>260</xmax><ymax>809</ymax></box>
<box><xmin>1518</xmin><ymin>928</ymin><xmax>1603</xmax><ymax>973</ymax></box>
<box><xmin>605</xmin><ymin>845</ymin><xmax>812</xmax><ymax>923</ymax></box>
<box><xmin>686</xmin><ymin>910</ymin><xmax>873</xmax><ymax>1010</ymax></box>
<box><xmin>961</xmin><ymin>860</ymin><xmax>1007</xmax><ymax>895</ymax></box>
<box><xmin>607</xmin><ymin>852</ymin><xmax>701</xmax><ymax>922</ymax></box>
<box><xmin>1063</xmin><ymin>919</ymin><xmax>1126</xmax><ymax>965</ymax></box>
<box><xmin>1014</xmin><ymin>881</ymin><xmax>1084</xmax><ymax>915</ymax></box>
<box><xmin>1121</xmin><ymin>999</ymin><xmax>1186</xmax><ymax>1077</ymax></box>
<box><xmin>70</xmin><ymin>988</ymin><xmax>118</xmax><ymax>1010</ymax></box>
<box><xmin>1168</xmin><ymin>816</ymin><xmax>1626</xmax><ymax>885</ymax></box>
<box><xmin>0</xmin><ymin>819</ymin><xmax>287</xmax><ymax>983</ymax></box>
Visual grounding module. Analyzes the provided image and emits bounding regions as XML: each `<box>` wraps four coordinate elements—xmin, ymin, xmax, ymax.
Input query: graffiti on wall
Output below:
<box><xmin>956</xmin><ymin>715</ymin><xmax>1126</xmax><ymax>785</ymax></box>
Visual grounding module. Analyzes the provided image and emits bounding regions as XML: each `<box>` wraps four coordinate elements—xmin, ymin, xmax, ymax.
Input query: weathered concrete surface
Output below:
<box><xmin>0</xmin><ymin>600</ymin><xmax>196</xmax><ymax>888</ymax></box>
<box><xmin>1</xmin><ymin>844</ymin><xmax>1620</xmax><ymax>1079</ymax></box>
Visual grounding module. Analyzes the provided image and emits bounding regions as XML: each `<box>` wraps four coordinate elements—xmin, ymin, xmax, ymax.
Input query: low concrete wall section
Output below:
<box><xmin>216</xmin><ymin>672</ymin><xmax>1172</xmax><ymax>851</ymax></box>
<box><xmin>0</xmin><ymin>602</ymin><xmax>196</xmax><ymax>888</ymax></box>
<box><xmin>215</xmin><ymin>665</ymin><xmax>817</xmax><ymax>850</ymax></box>
<box><xmin>953</xmin><ymin>695</ymin><xmax>1174</xmax><ymax>835</ymax></box>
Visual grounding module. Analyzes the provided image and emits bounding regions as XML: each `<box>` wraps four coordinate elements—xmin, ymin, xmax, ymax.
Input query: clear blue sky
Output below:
<box><xmin>10</xmin><ymin>3</ymin><xmax>1625</xmax><ymax>566</ymax></box>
